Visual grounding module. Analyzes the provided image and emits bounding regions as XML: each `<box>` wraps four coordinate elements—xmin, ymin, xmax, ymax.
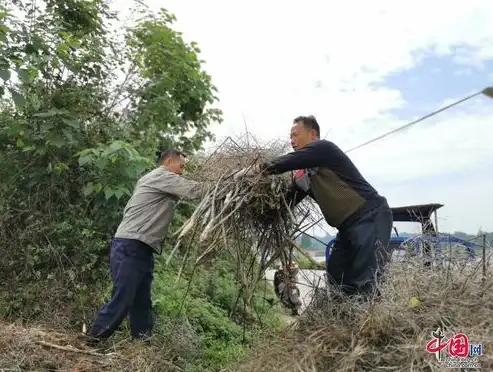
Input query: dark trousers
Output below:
<box><xmin>88</xmin><ymin>238</ymin><xmax>154</xmax><ymax>341</ymax></box>
<box><xmin>326</xmin><ymin>200</ymin><xmax>393</xmax><ymax>297</ymax></box>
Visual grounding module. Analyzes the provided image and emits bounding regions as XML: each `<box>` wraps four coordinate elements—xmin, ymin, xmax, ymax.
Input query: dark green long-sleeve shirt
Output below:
<box><xmin>261</xmin><ymin>139</ymin><xmax>385</xmax><ymax>229</ymax></box>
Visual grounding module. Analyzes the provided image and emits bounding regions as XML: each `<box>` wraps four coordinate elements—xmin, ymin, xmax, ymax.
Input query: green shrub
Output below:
<box><xmin>0</xmin><ymin>2</ymin><xmax>284</xmax><ymax>370</ymax></box>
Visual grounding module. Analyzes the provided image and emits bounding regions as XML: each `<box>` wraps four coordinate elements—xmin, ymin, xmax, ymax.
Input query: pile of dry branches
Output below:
<box><xmin>168</xmin><ymin>135</ymin><xmax>320</xmax><ymax>309</ymax></box>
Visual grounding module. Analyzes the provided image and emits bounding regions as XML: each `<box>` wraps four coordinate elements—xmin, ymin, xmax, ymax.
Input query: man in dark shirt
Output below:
<box><xmin>235</xmin><ymin>116</ymin><xmax>393</xmax><ymax>298</ymax></box>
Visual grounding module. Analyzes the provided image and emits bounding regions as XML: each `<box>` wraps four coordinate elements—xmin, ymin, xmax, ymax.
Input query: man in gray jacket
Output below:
<box><xmin>87</xmin><ymin>150</ymin><xmax>204</xmax><ymax>345</ymax></box>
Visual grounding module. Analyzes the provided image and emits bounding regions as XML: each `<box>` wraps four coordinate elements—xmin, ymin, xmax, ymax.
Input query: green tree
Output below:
<box><xmin>124</xmin><ymin>9</ymin><xmax>222</xmax><ymax>154</ymax></box>
<box><xmin>0</xmin><ymin>0</ymin><xmax>221</xmax><ymax>320</ymax></box>
<box><xmin>300</xmin><ymin>233</ymin><xmax>313</xmax><ymax>249</ymax></box>
<box><xmin>0</xmin><ymin>2</ymin><xmax>287</xmax><ymax>370</ymax></box>
<box><xmin>0</xmin><ymin>3</ymin><xmax>292</xmax><ymax>370</ymax></box>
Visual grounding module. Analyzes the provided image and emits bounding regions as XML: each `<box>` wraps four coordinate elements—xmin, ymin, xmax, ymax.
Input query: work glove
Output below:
<box><xmin>233</xmin><ymin>164</ymin><xmax>261</xmax><ymax>180</ymax></box>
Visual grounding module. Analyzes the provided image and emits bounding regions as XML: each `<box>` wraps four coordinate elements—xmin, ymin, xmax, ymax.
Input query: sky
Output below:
<box><xmin>114</xmin><ymin>0</ymin><xmax>493</xmax><ymax>235</ymax></box>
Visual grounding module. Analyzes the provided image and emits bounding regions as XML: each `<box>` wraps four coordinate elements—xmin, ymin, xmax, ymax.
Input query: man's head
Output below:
<box><xmin>159</xmin><ymin>150</ymin><xmax>187</xmax><ymax>175</ymax></box>
<box><xmin>290</xmin><ymin>115</ymin><xmax>320</xmax><ymax>151</ymax></box>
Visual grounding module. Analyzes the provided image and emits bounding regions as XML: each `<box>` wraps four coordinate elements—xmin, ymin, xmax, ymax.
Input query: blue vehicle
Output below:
<box><xmin>325</xmin><ymin>203</ymin><xmax>479</xmax><ymax>265</ymax></box>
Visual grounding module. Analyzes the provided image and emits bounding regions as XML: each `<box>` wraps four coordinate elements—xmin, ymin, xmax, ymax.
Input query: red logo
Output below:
<box><xmin>425</xmin><ymin>327</ymin><xmax>479</xmax><ymax>362</ymax></box>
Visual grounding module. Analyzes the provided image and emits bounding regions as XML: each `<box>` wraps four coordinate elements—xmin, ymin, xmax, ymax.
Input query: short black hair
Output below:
<box><xmin>156</xmin><ymin>149</ymin><xmax>186</xmax><ymax>164</ymax></box>
<box><xmin>293</xmin><ymin>115</ymin><xmax>320</xmax><ymax>138</ymax></box>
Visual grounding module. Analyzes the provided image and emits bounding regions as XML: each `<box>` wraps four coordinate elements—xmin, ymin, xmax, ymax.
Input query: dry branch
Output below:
<box><xmin>170</xmin><ymin>134</ymin><xmax>321</xmax><ymax>314</ymax></box>
<box><xmin>37</xmin><ymin>340</ymin><xmax>112</xmax><ymax>356</ymax></box>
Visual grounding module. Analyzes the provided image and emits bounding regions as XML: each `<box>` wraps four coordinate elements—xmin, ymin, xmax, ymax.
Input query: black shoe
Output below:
<box><xmin>132</xmin><ymin>333</ymin><xmax>152</xmax><ymax>344</ymax></box>
<box><xmin>85</xmin><ymin>334</ymin><xmax>103</xmax><ymax>348</ymax></box>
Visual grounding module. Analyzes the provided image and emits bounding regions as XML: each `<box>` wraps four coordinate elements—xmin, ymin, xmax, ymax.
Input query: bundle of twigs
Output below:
<box><xmin>168</xmin><ymin>136</ymin><xmax>296</xmax><ymax>266</ymax></box>
<box><xmin>168</xmin><ymin>134</ymin><xmax>321</xmax><ymax>316</ymax></box>
<box><xmin>178</xmin><ymin>170</ymin><xmax>291</xmax><ymax>252</ymax></box>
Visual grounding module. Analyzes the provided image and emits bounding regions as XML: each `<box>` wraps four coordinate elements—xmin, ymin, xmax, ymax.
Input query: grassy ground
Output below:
<box><xmin>0</xmin><ymin>254</ymin><xmax>286</xmax><ymax>372</ymax></box>
<box><xmin>2</xmin><ymin>256</ymin><xmax>492</xmax><ymax>371</ymax></box>
<box><xmin>230</xmin><ymin>256</ymin><xmax>493</xmax><ymax>371</ymax></box>
<box><xmin>0</xmin><ymin>321</ymin><xmax>180</xmax><ymax>372</ymax></box>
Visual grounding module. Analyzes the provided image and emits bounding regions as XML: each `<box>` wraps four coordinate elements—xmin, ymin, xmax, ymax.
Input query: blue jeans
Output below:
<box><xmin>88</xmin><ymin>238</ymin><xmax>154</xmax><ymax>340</ymax></box>
<box><xmin>326</xmin><ymin>200</ymin><xmax>393</xmax><ymax>296</ymax></box>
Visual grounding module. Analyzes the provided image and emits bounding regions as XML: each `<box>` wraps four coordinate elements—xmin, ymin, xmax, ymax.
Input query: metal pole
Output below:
<box><xmin>434</xmin><ymin>211</ymin><xmax>439</xmax><ymax>267</ymax></box>
<box><xmin>446</xmin><ymin>234</ymin><xmax>452</xmax><ymax>281</ymax></box>
<box><xmin>483</xmin><ymin>234</ymin><xmax>486</xmax><ymax>283</ymax></box>
<box><xmin>434</xmin><ymin>210</ymin><xmax>439</xmax><ymax>234</ymax></box>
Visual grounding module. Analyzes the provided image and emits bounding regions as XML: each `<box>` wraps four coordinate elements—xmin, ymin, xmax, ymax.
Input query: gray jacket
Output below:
<box><xmin>114</xmin><ymin>167</ymin><xmax>204</xmax><ymax>254</ymax></box>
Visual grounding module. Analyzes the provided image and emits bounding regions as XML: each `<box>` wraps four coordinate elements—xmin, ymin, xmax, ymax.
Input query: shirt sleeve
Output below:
<box><xmin>260</xmin><ymin>140</ymin><xmax>331</xmax><ymax>175</ymax></box>
<box><xmin>146</xmin><ymin>171</ymin><xmax>206</xmax><ymax>200</ymax></box>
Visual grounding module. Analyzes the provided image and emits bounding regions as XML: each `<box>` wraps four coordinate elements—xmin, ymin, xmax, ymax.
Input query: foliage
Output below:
<box><xmin>150</xmin><ymin>255</ymin><xmax>283</xmax><ymax>370</ymax></box>
<box><xmin>124</xmin><ymin>9</ymin><xmax>222</xmax><ymax>154</ymax></box>
<box><xmin>0</xmin><ymin>0</ymin><xmax>219</xmax><ymax>308</ymax></box>
<box><xmin>299</xmin><ymin>233</ymin><xmax>314</xmax><ymax>249</ymax></box>
<box><xmin>0</xmin><ymin>1</ymin><xmax>284</xmax><ymax>371</ymax></box>
<box><xmin>296</xmin><ymin>256</ymin><xmax>325</xmax><ymax>270</ymax></box>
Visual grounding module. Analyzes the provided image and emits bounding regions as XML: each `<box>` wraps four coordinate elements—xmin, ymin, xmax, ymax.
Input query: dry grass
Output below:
<box><xmin>0</xmin><ymin>321</ymin><xmax>187</xmax><ymax>371</ymax></box>
<box><xmin>229</xmin><ymin>255</ymin><xmax>493</xmax><ymax>372</ymax></box>
<box><xmin>4</xmin><ymin>257</ymin><xmax>491</xmax><ymax>372</ymax></box>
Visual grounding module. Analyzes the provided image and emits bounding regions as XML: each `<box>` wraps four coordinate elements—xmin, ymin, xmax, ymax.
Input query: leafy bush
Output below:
<box><xmin>0</xmin><ymin>1</ymin><xmax>282</xmax><ymax>370</ymax></box>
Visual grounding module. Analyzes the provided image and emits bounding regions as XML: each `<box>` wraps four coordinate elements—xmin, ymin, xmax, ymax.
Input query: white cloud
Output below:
<box><xmin>350</xmin><ymin>99</ymin><xmax>493</xmax><ymax>181</ymax></box>
<box><xmin>382</xmin><ymin>170</ymin><xmax>493</xmax><ymax>235</ymax></box>
<box><xmin>113</xmin><ymin>0</ymin><xmax>493</xmax><ymax>232</ymax></box>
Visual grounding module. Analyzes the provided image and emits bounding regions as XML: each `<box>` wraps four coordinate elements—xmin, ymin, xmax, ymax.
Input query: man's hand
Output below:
<box><xmin>233</xmin><ymin>164</ymin><xmax>261</xmax><ymax>180</ymax></box>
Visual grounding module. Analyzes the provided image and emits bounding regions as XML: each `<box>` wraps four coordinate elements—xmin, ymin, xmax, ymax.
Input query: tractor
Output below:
<box><xmin>325</xmin><ymin>203</ymin><xmax>479</xmax><ymax>265</ymax></box>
